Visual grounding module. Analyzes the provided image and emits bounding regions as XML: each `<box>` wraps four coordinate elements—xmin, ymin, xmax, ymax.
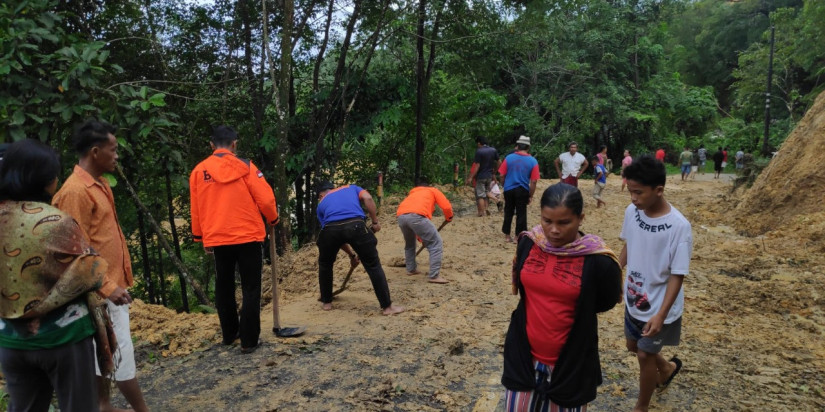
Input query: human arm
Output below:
<box><xmin>577</xmin><ymin>158</ymin><xmax>588</xmax><ymax>178</ymax></box>
<box><xmin>246</xmin><ymin>163</ymin><xmax>280</xmax><ymax>226</ymax></box>
<box><xmin>528</xmin><ymin>180</ymin><xmax>537</xmax><ymax>205</ymax></box>
<box><xmin>554</xmin><ymin>157</ymin><xmax>562</xmax><ymax>180</ymax></box>
<box><xmin>642</xmin><ymin>274</ymin><xmax>684</xmax><ymax>337</ymax></box>
<box><xmin>359</xmin><ymin>190</ymin><xmax>381</xmax><ymax>233</ymax></box>
<box><xmin>511</xmin><ymin>237</ymin><xmax>534</xmax><ymax>295</ymax></box>
<box><xmin>341</xmin><ymin>244</ymin><xmax>360</xmax><ymax>267</ymax></box>
<box><xmin>188</xmin><ymin>170</ymin><xmax>212</xmax><ymax>253</ymax></box>
<box><xmin>467</xmin><ymin>162</ymin><xmax>479</xmax><ymax>186</ymax></box>
<box><xmin>593</xmin><ymin>255</ymin><xmax>623</xmax><ymax>312</ymax></box>
<box><xmin>619</xmin><ymin>243</ymin><xmax>627</xmax><ymax>268</ymax></box>
<box><xmin>433</xmin><ymin>189</ymin><xmax>454</xmax><ymax>222</ymax></box>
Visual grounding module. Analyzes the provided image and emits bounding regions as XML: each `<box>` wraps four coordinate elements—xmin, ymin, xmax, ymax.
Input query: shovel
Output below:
<box><xmin>270</xmin><ymin>227</ymin><xmax>306</xmax><ymax>337</ymax></box>
<box><xmin>415</xmin><ymin>219</ymin><xmax>450</xmax><ymax>256</ymax></box>
<box><xmin>332</xmin><ymin>257</ymin><xmax>359</xmax><ymax>297</ymax></box>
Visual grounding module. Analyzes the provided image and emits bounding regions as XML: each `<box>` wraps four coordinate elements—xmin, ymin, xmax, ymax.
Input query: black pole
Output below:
<box><xmin>762</xmin><ymin>26</ymin><xmax>775</xmax><ymax>157</ymax></box>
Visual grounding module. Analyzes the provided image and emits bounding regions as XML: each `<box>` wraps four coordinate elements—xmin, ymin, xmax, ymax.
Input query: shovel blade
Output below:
<box><xmin>273</xmin><ymin>326</ymin><xmax>306</xmax><ymax>337</ymax></box>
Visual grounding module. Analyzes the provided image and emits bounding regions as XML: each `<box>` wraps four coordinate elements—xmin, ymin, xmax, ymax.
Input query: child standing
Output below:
<box><xmin>620</xmin><ymin>155</ymin><xmax>693</xmax><ymax>412</ymax></box>
<box><xmin>591</xmin><ymin>157</ymin><xmax>607</xmax><ymax>208</ymax></box>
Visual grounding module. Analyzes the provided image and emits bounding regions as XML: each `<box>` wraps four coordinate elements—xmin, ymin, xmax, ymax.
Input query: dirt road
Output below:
<box><xmin>126</xmin><ymin>173</ymin><xmax>825</xmax><ymax>411</ymax></box>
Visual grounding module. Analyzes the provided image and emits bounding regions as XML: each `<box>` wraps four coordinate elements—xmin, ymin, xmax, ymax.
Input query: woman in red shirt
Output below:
<box><xmin>502</xmin><ymin>183</ymin><xmax>622</xmax><ymax>411</ymax></box>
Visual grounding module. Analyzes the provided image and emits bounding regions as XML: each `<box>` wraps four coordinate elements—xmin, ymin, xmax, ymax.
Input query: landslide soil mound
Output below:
<box><xmin>734</xmin><ymin>89</ymin><xmax>825</xmax><ymax>247</ymax></box>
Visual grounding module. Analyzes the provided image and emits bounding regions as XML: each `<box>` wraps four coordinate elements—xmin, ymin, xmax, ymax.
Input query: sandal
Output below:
<box><xmin>656</xmin><ymin>356</ymin><xmax>682</xmax><ymax>394</ymax></box>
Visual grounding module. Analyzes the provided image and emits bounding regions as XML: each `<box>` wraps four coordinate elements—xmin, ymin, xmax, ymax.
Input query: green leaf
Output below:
<box><xmin>11</xmin><ymin>110</ymin><xmax>25</xmax><ymax>125</ymax></box>
<box><xmin>140</xmin><ymin>101</ymin><xmax>151</xmax><ymax>111</ymax></box>
<box><xmin>103</xmin><ymin>173</ymin><xmax>117</xmax><ymax>188</ymax></box>
<box><xmin>148</xmin><ymin>93</ymin><xmax>166</xmax><ymax>107</ymax></box>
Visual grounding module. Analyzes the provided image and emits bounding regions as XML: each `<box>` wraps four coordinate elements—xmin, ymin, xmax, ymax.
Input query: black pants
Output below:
<box><xmin>317</xmin><ymin>219</ymin><xmax>392</xmax><ymax>309</ymax></box>
<box><xmin>502</xmin><ymin>187</ymin><xmax>530</xmax><ymax>236</ymax></box>
<box><xmin>0</xmin><ymin>336</ymin><xmax>98</xmax><ymax>412</ymax></box>
<box><xmin>213</xmin><ymin>242</ymin><xmax>262</xmax><ymax>348</ymax></box>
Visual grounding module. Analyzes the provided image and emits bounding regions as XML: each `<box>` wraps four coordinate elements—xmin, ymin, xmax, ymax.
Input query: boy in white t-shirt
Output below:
<box><xmin>619</xmin><ymin>155</ymin><xmax>693</xmax><ymax>412</ymax></box>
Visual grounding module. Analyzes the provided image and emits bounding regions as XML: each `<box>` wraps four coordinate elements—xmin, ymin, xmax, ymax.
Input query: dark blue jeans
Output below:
<box><xmin>213</xmin><ymin>242</ymin><xmax>262</xmax><ymax>348</ymax></box>
<box><xmin>502</xmin><ymin>187</ymin><xmax>530</xmax><ymax>236</ymax></box>
<box><xmin>317</xmin><ymin>219</ymin><xmax>392</xmax><ymax>309</ymax></box>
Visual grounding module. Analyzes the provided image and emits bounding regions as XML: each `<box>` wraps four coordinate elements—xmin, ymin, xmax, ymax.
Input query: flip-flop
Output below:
<box><xmin>656</xmin><ymin>356</ymin><xmax>682</xmax><ymax>394</ymax></box>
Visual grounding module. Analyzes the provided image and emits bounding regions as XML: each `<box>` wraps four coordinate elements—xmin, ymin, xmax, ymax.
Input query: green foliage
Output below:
<box><xmin>0</xmin><ymin>0</ymin><xmax>114</xmax><ymax>141</ymax></box>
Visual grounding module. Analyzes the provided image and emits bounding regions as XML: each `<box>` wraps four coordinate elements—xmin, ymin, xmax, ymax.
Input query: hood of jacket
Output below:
<box><xmin>208</xmin><ymin>149</ymin><xmax>250</xmax><ymax>183</ymax></box>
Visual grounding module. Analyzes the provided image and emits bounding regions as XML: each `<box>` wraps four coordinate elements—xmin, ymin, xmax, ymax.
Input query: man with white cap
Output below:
<box><xmin>554</xmin><ymin>141</ymin><xmax>588</xmax><ymax>187</ymax></box>
<box><xmin>498</xmin><ymin>135</ymin><xmax>540</xmax><ymax>243</ymax></box>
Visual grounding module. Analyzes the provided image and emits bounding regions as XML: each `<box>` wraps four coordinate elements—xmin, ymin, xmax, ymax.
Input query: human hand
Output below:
<box><xmin>349</xmin><ymin>254</ymin><xmax>360</xmax><ymax>267</ymax></box>
<box><xmin>370</xmin><ymin>222</ymin><xmax>381</xmax><ymax>233</ymax></box>
<box><xmin>204</xmin><ymin>246</ymin><xmax>214</xmax><ymax>254</ymax></box>
<box><xmin>108</xmin><ymin>287</ymin><xmax>132</xmax><ymax>306</ymax></box>
<box><xmin>642</xmin><ymin>314</ymin><xmax>665</xmax><ymax>337</ymax></box>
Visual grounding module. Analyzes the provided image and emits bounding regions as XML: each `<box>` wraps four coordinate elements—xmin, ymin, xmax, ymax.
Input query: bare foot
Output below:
<box><xmin>428</xmin><ymin>276</ymin><xmax>449</xmax><ymax>284</ymax></box>
<box><xmin>382</xmin><ymin>304</ymin><xmax>406</xmax><ymax>315</ymax></box>
<box><xmin>504</xmin><ymin>235</ymin><xmax>514</xmax><ymax>243</ymax></box>
<box><xmin>321</xmin><ymin>303</ymin><xmax>332</xmax><ymax>311</ymax></box>
<box><xmin>406</xmin><ymin>270</ymin><xmax>421</xmax><ymax>276</ymax></box>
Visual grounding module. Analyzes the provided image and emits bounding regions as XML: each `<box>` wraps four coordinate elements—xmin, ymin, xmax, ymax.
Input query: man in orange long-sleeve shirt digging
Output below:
<box><xmin>396</xmin><ymin>176</ymin><xmax>453</xmax><ymax>284</ymax></box>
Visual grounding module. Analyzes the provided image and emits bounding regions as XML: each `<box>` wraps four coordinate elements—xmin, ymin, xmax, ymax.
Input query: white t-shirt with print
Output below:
<box><xmin>620</xmin><ymin>203</ymin><xmax>692</xmax><ymax>324</ymax></box>
<box><xmin>558</xmin><ymin>152</ymin><xmax>587</xmax><ymax>178</ymax></box>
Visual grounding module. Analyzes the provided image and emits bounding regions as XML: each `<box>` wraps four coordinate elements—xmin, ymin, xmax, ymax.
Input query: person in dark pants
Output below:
<box><xmin>189</xmin><ymin>126</ymin><xmax>280</xmax><ymax>354</ymax></box>
<box><xmin>498</xmin><ymin>135</ymin><xmax>540</xmax><ymax>243</ymax></box>
<box><xmin>316</xmin><ymin>181</ymin><xmax>405</xmax><ymax>315</ymax></box>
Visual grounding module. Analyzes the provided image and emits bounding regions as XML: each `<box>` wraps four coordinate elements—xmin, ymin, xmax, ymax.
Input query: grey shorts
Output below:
<box><xmin>475</xmin><ymin>178</ymin><xmax>492</xmax><ymax>199</ymax></box>
<box><xmin>625</xmin><ymin>309</ymin><xmax>681</xmax><ymax>354</ymax></box>
<box><xmin>592</xmin><ymin>181</ymin><xmax>605</xmax><ymax>200</ymax></box>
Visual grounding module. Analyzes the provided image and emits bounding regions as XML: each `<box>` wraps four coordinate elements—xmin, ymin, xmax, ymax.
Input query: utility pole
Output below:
<box><xmin>762</xmin><ymin>26</ymin><xmax>775</xmax><ymax>157</ymax></box>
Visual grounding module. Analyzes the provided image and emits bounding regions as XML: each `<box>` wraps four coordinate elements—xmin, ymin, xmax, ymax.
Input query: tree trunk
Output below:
<box><xmin>115</xmin><ymin>165</ymin><xmax>213</xmax><ymax>306</ymax></box>
<box><xmin>137</xmin><ymin>211</ymin><xmax>155</xmax><ymax>304</ymax></box>
<box><xmin>415</xmin><ymin>0</ymin><xmax>427</xmax><ymax>181</ymax></box>
<box><xmin>164</xmin><ymin>166</ymin><xmax>189</xmax><ymax>312</ymax></box>
<box><xmin>156</xmin><ymin>236</ymin><xmax>167</xmax><ymax>307</ymax></box>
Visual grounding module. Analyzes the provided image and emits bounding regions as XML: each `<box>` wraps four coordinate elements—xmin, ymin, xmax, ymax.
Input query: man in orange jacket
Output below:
<box><xmin>396</xmin><ymin>176</ymin><xmax>453</xmax><ymax>284</ymax></box>
<box><xmin>189</xmin><ymin>125</ymin><xmax>279</xmax><ymax>354</ymax></box>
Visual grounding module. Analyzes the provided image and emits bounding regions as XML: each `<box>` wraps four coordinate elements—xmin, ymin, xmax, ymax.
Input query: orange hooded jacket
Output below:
<box><xmin>189</xmin><ymin>148</ymin><xmax>279</xmax><ymax>247</ymax></box>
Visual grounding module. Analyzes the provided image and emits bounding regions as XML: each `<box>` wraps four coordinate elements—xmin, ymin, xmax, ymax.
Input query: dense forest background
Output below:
<box><xmin>2</xmin><ymin>0</ymin><xmax>823</xmax><ymax>311</ymax></box>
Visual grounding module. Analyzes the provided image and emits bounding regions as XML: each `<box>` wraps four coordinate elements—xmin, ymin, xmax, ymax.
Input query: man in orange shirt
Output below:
<box><xmin>189</xmin><ymin>126</ymin><xmax>279</xmax><ymax>354</ymax></box>
<box><xmin>53</xmin><ymin>119</ymin><xmax>148</xmax><ymax>412</ymax></box>
<box><xmin>396</xmin><ymin>177</ymin><xmax>453</xmax><ymax>284</ymax></box>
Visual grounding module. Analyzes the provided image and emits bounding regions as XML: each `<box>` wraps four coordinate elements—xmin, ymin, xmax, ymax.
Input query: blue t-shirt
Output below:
<box><xmin>500</xmin><ymin>152</ymin><xmax>539</xmax><ymax>192</ymax></box>
<box><xmin>473</xmin><ymin>146</ymin><xmax>499</xmax><ymax>179</ymax></box>
<box><xmin>595</xmin><ymin>164</ymin><xmax>607</xmax><ymax>184</ymax></box>
<box><xmin>317</xmin><ymin>185</ymin><xmax>366</xmax><ymax>228</ymax></box>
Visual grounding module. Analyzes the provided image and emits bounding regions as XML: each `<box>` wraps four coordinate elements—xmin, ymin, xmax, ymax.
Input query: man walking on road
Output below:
<box><xmin>316</xmin><ymin>181</ymin><xmax>405</xmax><ymax>315</ymax></box>
<box><xmin>499</xmin><ymin>135</ymin><xmax>540</xmax><ymax>243</ymax></box>
<box><xmin>53</xmin><ymin>119</ymin><xmax>149</xmax><ymax>412</ymax></box>
<box><xmin>189</xmin><ymin>125</ymin><xmax>280</xmax><ymax>354</ymax></box>
<box><xmin>397</xmin><ymin>177</ymin><xmax>453</xmax><ymax>284</ymax></box>
<box><xmin>554</xmin><ymin>141</ymin><xmax>587</xmax><ymax>187</ymax></box>
<box><xmin>467</xmin><ymin>136</ymin><xmax>499</xmax><ymax>216</ymax></box>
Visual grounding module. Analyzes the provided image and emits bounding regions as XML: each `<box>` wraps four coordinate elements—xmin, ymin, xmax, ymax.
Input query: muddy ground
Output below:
<box><xmin>123</xmin><ymin>172</ymin><xmax>825</xmax><ymax>411</ymax></box>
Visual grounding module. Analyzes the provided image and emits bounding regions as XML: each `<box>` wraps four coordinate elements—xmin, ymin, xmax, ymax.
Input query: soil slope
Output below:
<box><xmin>125</xmin><ymin>173</ymin><xmax>825</xmax><ymax>411</ymax></box>
<box><xmin>734</xmin><ymin>89</ymin><xmax>825</xmax><ymax>245</ymax></box>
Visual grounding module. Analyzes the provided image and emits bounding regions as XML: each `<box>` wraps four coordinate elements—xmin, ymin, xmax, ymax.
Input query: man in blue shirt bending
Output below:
<box><xmin>316</xmin><ymin>181</ymin><xmax>405</xmax><ymax>315</ymax></box>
